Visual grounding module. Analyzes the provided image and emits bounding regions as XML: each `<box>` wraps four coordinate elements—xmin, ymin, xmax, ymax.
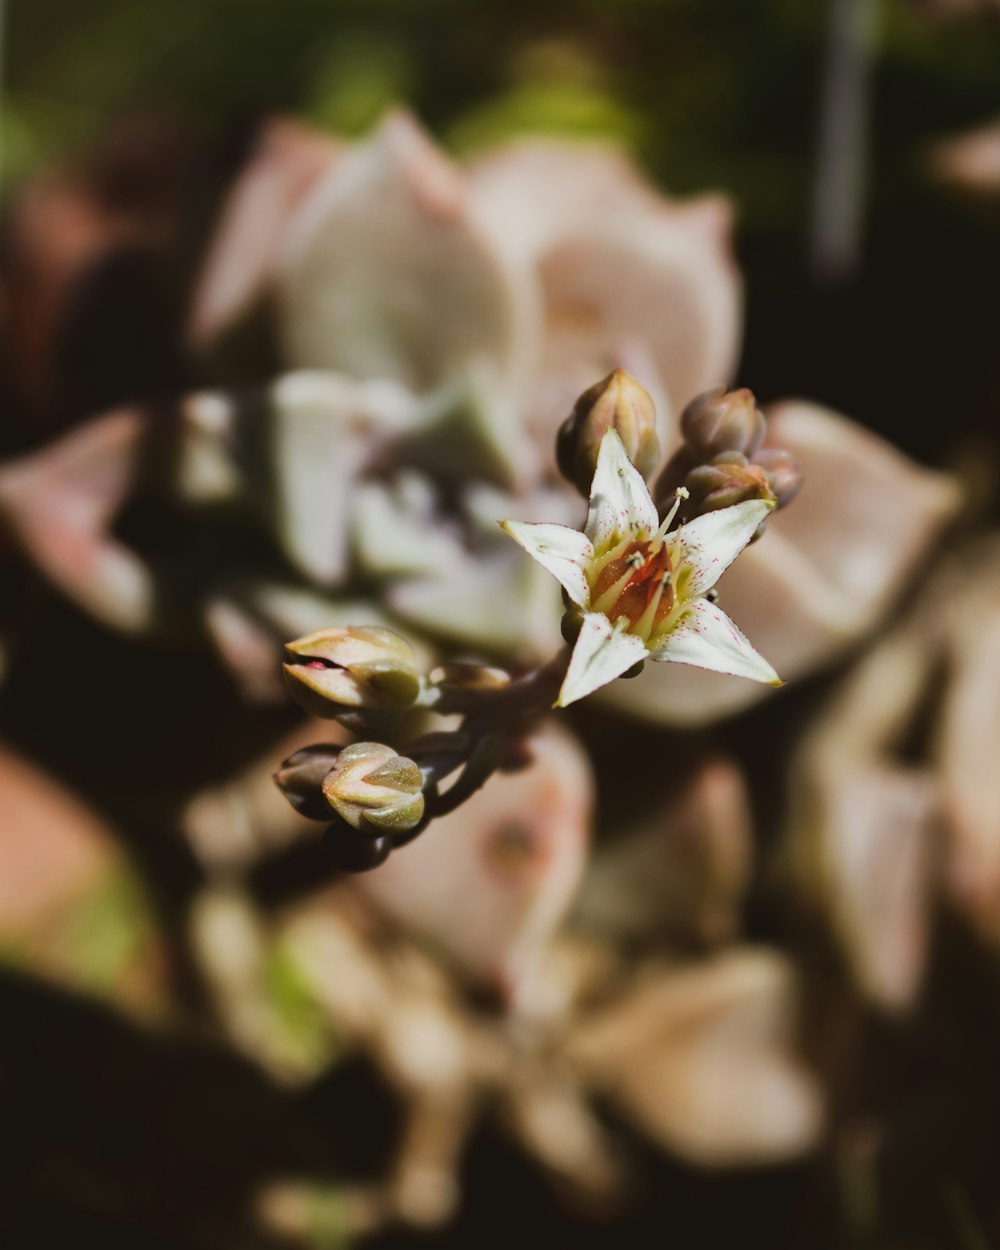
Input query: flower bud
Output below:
<box><xmin>684</xmin><ymin>452</ymin><xmax>776</xmax><ymax>517</ymax></box>
<box><xmin>681</xmin><ymin>387</ymin><xmax>765</xmax><ymax>462</ymax></box>
<box><xmin>752</xmin><ymin>447</ymin><xmax>803</xmax><ymax>508</ymax></box>
<box><xmin>321</xmin><ymin>741</ymin><xmax>425</xmax><ymax>834</ymax></box>
<box><xmin>429</xmin><ymin>662</ymin><xmax>511</xmax><ymax>693</ymax></box>
<box><xmin>323</xmin><ymin>819</ymin><xmax>393</xmax><ymax>872</ymax></box>
<box><xmin>273</xmin><ymin>743</ymin><xmax>342</xmax><ymax>820</ymax></box>
<box><xmin>556</xmin><ymin>369</ymin><xmax>660</xmax><ymax>496</ymax></box>
<box><xmin>283</xmin><ymin>626</ymin><xmax>420</xmax><ymax>720</ymax></box>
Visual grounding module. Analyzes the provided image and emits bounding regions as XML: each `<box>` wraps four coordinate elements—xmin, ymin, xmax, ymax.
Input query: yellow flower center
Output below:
<box><xmin>589</xmin><ymin>537</ymin><xmax>676</xmax><ymax>642</ymax></box>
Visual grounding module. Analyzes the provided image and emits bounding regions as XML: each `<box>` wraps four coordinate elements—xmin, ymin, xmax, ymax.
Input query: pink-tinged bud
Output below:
<box><xmin>681</xmin><ymin>387</ymin><xmax>766</xmax><ymax>462</ymax></box>
<box><xmin>557</xmin><ymin>369</ymin><xmax>660</xmax><ymax>496</ymax></box>
<box><xmin>273</xmin><ymin>744</ymin><xmax>342</xmax><ymax>820</ymax></box>
<box><xmin>283</xmin><ymin>626</ymin><xmax>420</xmax><ymax>719</ymax></box>
<box><xmin>753</xmin><ymin>447</ymin><xmax>803</xmax><ymax>508</ymax></box>
<box><xmin>684</xmin><ymin>451</ymin><xmax>777</xmax><ymax>517</ymax></box>
<box><xmin>321</xmin><ymin>741</ymin><xmax>425</xmax><ymax>834</ymax></box>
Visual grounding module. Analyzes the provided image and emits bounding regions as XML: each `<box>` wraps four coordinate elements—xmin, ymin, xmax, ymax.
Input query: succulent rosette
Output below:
<box><xmin>0</xmin><ymin>111</ymin><xmax>958</xmax><ymax>724</ymax></box>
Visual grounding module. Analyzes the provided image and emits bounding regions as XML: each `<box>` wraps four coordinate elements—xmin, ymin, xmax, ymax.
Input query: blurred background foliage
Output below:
<box><xmin>6</xmin><ymin>0</ymin><xmax>1000</xmax><ymax>464</ymax></box>
<box><xmin>6</xmin><ymin>0</ymin><xmax>1000</xmax><ymax>210</ymax></box>
<box><xmin>4</xmin><ymin>3</ymin><xmax>1000</xmax><ymax>1248</ymax></box>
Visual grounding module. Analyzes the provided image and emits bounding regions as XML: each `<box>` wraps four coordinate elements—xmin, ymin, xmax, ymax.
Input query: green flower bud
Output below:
<box><xmin>681</xmin><ymin>387</ymin><xmax>766</xmax><ymax>462</ymax></box>
<box><xmin>323</xmin><ymin>819</ymin><xmax>393</xmax><ymax>872</ymax></box>
<box><xmin>684</xmin><ymin>452</ymin><xmax>776</xmax><ymax>517</ymax></box>
<box><xmin>556</xmin><ymin>369</ymin><xmax>660</xmax><ymax>497</ymax></box>
<box><xmin>273</xmin><ymin>744</ymin><xmax>342</xmax><ymax>820</ymax></box>
<box><xmin>283</xmin><ymin>626</ymin><xmax>420</xmax><ymax>720</ymax></box>
<box><xmin>753</xmin><ymin>447</ymin><xmax>802</xmax><ymax>508</ymax></box>
<box><xmin>321</xmin><ymin>741</ymin><xmax>425</xmax><ymax>834</ymax></box>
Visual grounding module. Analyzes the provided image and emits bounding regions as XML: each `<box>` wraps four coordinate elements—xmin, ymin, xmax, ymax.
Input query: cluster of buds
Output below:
<box><xmin>276</xmin><ymin>370</ymin><xmax>795</xmax><ymax>869</ymax></box>
<box><xmin>276</xmin><ymin>626</ymin><xmax>567</xmax><ymax>870</ymax></box>
<box><xmin>653</xmin><ymin>387</ymin><xmax>802</xmax><ymax>535</ymax></box>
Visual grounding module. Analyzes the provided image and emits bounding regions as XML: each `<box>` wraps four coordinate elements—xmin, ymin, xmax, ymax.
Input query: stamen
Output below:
<box><xmin>649</xmin><ymin>486</ymin><xmax>690</xmax><ymax>554</ymax></box>
<box><xmin>589</xmin><ymin>531</ymin><xmax>635</xmax><ymax>582</ymax></box>
<box><xmin>633</xmin><ymin>569</ymin><xmax>671</xmax><ymax>641</ymax></box>
<box><xmin>706</xmin><ymin>588</ymin><xmax>719</xmax><ymax>603</ymax></box>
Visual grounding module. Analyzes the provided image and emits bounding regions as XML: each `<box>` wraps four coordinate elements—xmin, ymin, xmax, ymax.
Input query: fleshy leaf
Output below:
<box><xmin>278</xmin><ymin>111</ymin><xmax>537</xmax><ymax>401</ymax></box>
<box><xmin>189</xmin><ymin>118</ymin><xmax>344</xmax><ymax>346</ymax></box>
<box><xmin>354</xmin><ymin>476</ymin><xmax>467</xmax><ymax>579</ymax></box>
<box><xmin>467</xmin><ymin>141</ymin><xmax>742</xmax><ymax>453</ymax></box>
<box><xmin>0</xmin><ymin>409</ymin><xmax>156</xmax><ymax>632</ymax></box>
<box><xmin>566</xmin><ymin>950</ymin><xmax>821</xmax><ymax>1165</ymax></box>
<box><xmin>258</xmin><ymin>371</ymin><xmax>416</xmax><ymax>585</ymax></box>
<box><xmin>765</xmin><ymin>401</ymin><xmax>959</xmax><ymax>620</ymax></box>
<box><xmin>576</xmin><ymin>758</ymin><xmax>752</xmax><ymax>947</ymax></box>
<box><xmin>353</xmin><ymin>724</ymin><xmax>592</xmax><ymax>1001</ymax></box>
<box><xmin>390</xmin><ymin>548</ymin><xmax>564</xmax><ymax>657</ymax></box>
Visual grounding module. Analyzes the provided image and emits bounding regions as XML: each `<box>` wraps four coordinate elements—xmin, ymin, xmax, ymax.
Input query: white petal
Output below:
<box><xmin>558</xmin><ymin>614</ymin><xmax>648</xmax><ymax>707</ymax></box>
<box><xmin>499</xmin><ymin>520</ymin><xmax>593</xmax><ymax>609</ymax></box>
<box><xmin>676</xmin><ymin>499</ymin><xmax>773</xmax><ymax>596</ymax></box>
<box><xmin>652</xmin><ymin>598</ymin><xmax>780</xmax><ymax>686</ymax></box>
<box><xmin>585</xmin><ymin>430</ymin><xmax>658</xmax><ymax>550</ymax></box>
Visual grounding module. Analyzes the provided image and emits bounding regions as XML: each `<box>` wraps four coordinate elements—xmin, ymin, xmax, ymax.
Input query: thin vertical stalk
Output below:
<box><xmin>811</xmin><ymin>0</ymin><xmax>880</xmax><ymax>283</ymax></box>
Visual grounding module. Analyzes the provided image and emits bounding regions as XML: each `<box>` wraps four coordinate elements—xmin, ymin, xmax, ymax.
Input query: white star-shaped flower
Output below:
<box><xmin>501</xmin><ymin>430</ymin><xmax>782</xmax><ymax>707</ymax></box>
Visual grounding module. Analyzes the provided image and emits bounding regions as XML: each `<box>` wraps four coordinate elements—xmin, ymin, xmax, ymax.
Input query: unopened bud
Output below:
<box><xmin>323</xmin><ymin>819</ymin><xmax>393</xmax><ymax>872</ymax></box>
<box><xmin>752</xmin><ymin>447</ymin><xmax>802</xmax><ymax>508</ymax></box>
<box><xmin>429</xmin><ymin>662</ymin><xmax>511</xmax><ymax>692</ymax></box>
<box><xmin>681</xmin><ymin>387</ymin><xmax>765</xmax><ymax>462</ymax></box>
<box><xmin>273</xmin><ymin>743</ymin><xmax>341</xmax><ymax>820</ymax></box>
<box><xmin>283</xmin><ymin>626</ymin><xmax>420</xmax><ymax>720</ymax></box>
<box><xmin>684</xmin><ymin>452</ymin><xmax>776</xmax><ymax>516</ymax></box>
<box><xmin>556</xmin><ymin>369</ymin><xmax>660</xmax><ymax>496</ymax></box>
<box><xmin>322</xmin><ymin>741</ymin><xmax>425</xmax><ymax>834</ymax></box>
